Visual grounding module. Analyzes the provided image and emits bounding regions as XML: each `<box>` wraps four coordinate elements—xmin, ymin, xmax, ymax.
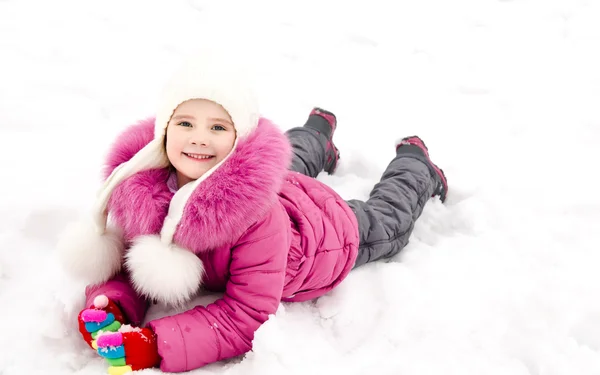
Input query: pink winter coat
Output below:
<box><xmin>85</xmin><ymin>117</ymin><xmax>359</xmax><ymax>372</ymax></box>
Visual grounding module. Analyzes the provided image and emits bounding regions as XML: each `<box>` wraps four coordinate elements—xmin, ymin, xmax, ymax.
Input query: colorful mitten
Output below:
<box><xmin>78</xmin><ymin>295</ymin><xmax>127</xmax><ymax>349</ymax></box>
<box><xmin>96</xmin><ymin>326</ymin><xmax>160</xmax><ymax>375</ymax></box>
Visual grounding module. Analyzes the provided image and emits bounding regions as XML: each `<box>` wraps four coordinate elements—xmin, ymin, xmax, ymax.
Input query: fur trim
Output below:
<box><xmin>107</xmin><ymin>168</ymin><xmax>173</xmax><ymax>243</ymax></box>
<box><xmin>70</xmin><ymin>116</ymin><xmax>291</xmax><ymax>302</ymax></box>
<box><xmin>56</xmin><ymin>219</ymin><xmax>124</xmax><ymax>285</ymax></box>
<box><xmin>107</xmin><ymin>117</ymin><xmax>292</xmax><ymax>253</ymax></box>
<box><xmin>103</xmin><ymin>117</ymin><xmax>156</xmax><ymax>179</ymax></box>
<box><xmin>125</xmin><ymin>235</ymin><xmax>204</xmax><ymax>306</ymax></box>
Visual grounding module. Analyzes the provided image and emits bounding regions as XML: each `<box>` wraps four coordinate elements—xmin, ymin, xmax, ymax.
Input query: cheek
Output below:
<box><xmin>165</xmin><ymin>138</ymin><xmax>174</xmax><ymax>156</ymax></box>
<box><xmin>165</xmin><ymin>134</ymin><xmax>183</xmax><ymax>160</ymax></box>
<box><xmin>223</xmin><ymin>134</ymin><xmax>236</xmax><ymax>154</ymax></box>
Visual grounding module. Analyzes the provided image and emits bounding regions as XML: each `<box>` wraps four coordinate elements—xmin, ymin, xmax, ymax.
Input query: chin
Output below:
<box><xmin>177</xmin><ymin>160</ymin><xmax>219</xmax><ymax>182</ymax></box>
<box><xmin>188</xmin><ymin>168</ymin><xmax>210</xmax><ymax>180</ymax></box>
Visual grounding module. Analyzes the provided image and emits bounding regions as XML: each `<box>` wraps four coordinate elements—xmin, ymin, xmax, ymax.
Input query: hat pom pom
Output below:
<box><xmin>56</xmin><ymin>219</ymin><xmax>124</xmax><ymax>286</ymax></box>
<box><xmin>125</xmin><ymin>235</ymin><xmax>204</xmax><ymax>307</ymax></box>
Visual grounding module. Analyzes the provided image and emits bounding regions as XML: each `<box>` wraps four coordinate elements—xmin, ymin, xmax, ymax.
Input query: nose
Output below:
<box><xmin>189</xmin><ymin>128</ymin><xmax>209</xmax><ymax>146</ymax></box>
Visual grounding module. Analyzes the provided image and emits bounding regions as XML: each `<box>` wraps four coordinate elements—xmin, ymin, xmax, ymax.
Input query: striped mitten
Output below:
<box><xmin>96</xmin><ymin>325</ymin><xmax>160</xmax><ymax>374</ymax></box>
<box><xmin>78</xmin><ymin>295</ymin><xmax>126</xmax><ymax>350</ymax></box>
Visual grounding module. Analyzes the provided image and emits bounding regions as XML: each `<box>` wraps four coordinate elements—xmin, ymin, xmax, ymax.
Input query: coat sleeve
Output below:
<box><xmin>85</xmin><ymin>271</ymin><xmax>149</xmax><ymax>326</ymax></box>
<box><xmin>146</xmin><ymin>210</ymin><xmax>289</xmax><ymax>373</ymax></box>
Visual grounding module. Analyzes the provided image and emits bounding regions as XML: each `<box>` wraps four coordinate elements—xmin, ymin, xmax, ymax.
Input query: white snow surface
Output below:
<box><xmin>1</xmin><ymin>0</ymin><xmax>600</xmax><ymax>374</ymax></box>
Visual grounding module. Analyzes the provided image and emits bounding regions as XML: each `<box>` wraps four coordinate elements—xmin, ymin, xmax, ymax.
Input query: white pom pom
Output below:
<box><xmin>56</xmin><ymin>219</ymin><xmax>124</xmax><ymax>286</ymax></box>
<box><xmin>125</xmin><ymin>235</ymin><xmax>204</xmax><ymax>307</ymax></box>
<box><xmin>93</xmin><ymin>295</ymin><xmax>109</xmax><ymax>308</ymax></box>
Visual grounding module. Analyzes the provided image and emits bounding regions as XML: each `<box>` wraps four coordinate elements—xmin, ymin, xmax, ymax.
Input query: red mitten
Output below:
<box><xmin>78</xmin><ymin>295</ymin><xmax>127</xmax><ymax>349</ymax></box>
<box><xmin>96</xmin><ymin>326</ymin><xmax>160</xmax><ymax>374</ymax></box>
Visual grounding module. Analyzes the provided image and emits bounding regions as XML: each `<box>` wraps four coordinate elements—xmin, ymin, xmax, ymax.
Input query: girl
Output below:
<box><xmin>58</xmin><ymin>52</ymin><xmax>447</xmax><ymax>374</ymax></box>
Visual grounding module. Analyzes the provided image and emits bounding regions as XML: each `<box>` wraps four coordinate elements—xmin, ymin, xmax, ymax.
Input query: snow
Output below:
<box><xmin>1</xmin><ymin>0</ymin><xmax>600</xmax><ymax>374</ymax></box>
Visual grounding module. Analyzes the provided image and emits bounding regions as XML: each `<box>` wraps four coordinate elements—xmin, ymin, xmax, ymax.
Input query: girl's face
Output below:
<box><xmin>165</xmin><ymin>99</ymin><xmax>236</xmax><ymax>187</ymax></box>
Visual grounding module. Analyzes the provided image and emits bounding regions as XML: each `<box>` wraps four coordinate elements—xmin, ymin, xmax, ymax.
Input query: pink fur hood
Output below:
<box><xmin>104</xmin><ymin>116</ymin><xmax>292</xmax><ymax>252</ymax></box>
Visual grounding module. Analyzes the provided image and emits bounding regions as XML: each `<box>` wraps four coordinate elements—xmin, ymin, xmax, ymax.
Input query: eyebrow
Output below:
<box><xmin>171</xmin><ymin>114</ymin><xmax>195</xmax><ymax>121</ymax></box>
<box><xmin>209</xmin><ymin>117</ymin><xmax>234</xmax><ymax>126</ymax></box>
<box><xmin>171</xmin><ymin>114</ymin><xmax>233</xmax><ymax>127</ymax></box>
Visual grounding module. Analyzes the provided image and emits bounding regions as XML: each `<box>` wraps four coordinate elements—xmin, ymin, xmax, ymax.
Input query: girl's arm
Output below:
<box><xmin>147</xmin><ymin>207</ymin><xmax>289</xmax><ymax>372</ymax></box>
<box><xmin>85</xmin><ymin>271</ymin><xmax>149</xmax><ymax>326</ymax></box>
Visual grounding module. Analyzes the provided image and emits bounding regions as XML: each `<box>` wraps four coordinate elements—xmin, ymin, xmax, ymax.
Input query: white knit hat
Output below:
<box><xmin>57</xmin><ymin>50</ymin><xmax>260</xmax><ymax>304</ymax></box>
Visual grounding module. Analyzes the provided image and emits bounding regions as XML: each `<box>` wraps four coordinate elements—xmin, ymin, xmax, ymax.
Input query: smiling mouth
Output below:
<box><xmin>184</xmin><ymin>152</ymin><xmax>215</xmax><ymax>161</ymax></box>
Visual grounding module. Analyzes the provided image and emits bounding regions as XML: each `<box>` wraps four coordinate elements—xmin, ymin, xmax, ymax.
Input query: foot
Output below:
<box><xmin>396</xmin><ymin>136</ymin><xmax>448</xmax><ymax>203</ymax></box>
<box><xmin>305</xmin><ymin>107</ymin><xmax>340</xmax><ymax>175</ymax></box>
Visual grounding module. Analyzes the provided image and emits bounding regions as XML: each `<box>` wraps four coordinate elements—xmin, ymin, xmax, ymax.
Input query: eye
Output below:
<box><xmin>211</xmin><ymin>124</ymin><xmax>226</xmax><ymax>131</ymax></box>
<box><xmin>178</xmin><ymin>121</ymin><xmax>192</xmax><ymax>127</ymax></box>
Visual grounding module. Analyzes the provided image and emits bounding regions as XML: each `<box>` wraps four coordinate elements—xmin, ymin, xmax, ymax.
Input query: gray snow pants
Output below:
<box><xmin>285</xmin><ymin>126</ymin><xmax>436</xmax><ymax>269</ymax></box>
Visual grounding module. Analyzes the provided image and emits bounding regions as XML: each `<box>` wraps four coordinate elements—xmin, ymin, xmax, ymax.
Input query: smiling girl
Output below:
<box><xmin>58</xmin><ymin>51</ymin><xmax>447</xmax><ymax>374</ymax></box>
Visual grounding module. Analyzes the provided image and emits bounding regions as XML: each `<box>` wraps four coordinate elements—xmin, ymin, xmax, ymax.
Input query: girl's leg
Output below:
<box><xmin>285</xmin><ymin>108</ymin><xmax>339</xmax><ymax>177</ymax></box>
<box><xmin>348</xmin><ymin>137</ymin><xmax>448</xmax><ymax>268</ymax></box>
